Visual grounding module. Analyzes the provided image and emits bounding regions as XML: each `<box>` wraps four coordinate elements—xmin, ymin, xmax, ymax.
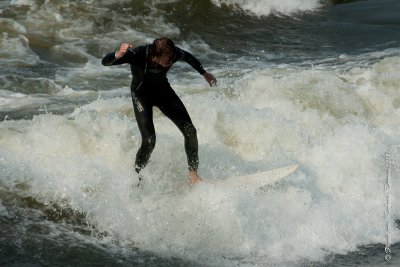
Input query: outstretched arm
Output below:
<box><xmin>178</xmin><ymin>48</ymin><xmax>217</xmax><ymax>87</ymax></box>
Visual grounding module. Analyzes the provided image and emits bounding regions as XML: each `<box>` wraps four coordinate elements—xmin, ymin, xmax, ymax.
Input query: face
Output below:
<box><xmin>152</xmin><ymin>56</ymin><xmax>173</xmax><ymax>68</ymax></box>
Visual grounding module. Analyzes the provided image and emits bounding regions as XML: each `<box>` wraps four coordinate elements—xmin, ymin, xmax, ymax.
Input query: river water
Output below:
<box><xmin>1</xmin><ymin>0</ymin><xmax>400</xmax><ymax>266</ymax></box>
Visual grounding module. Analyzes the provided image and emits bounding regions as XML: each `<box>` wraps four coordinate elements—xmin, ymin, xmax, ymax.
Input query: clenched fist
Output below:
<box><xmin>115</xmin><ymin>43</ymin><xmax>133</xmax><ymax>59</ymax></box>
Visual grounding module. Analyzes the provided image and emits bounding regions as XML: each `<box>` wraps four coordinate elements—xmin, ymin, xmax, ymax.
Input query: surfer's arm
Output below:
<box><xmin>101</xmin><ymin>52</ymin><xmax>124</xmax><ymax>66</ymax></box>
<box><xmin>176</xmin><ymin>48</ymin><xmax>206</xmax><ymax>75</ymax></box>
<box><xmin>102</xmin><ymin>44</ymin><xmax>144</xmax><ymax>66</ymax></box>
<box><xmin>176</xmin><ymin>47</ymin><xmax>217</xmax><ymax>87</ymax></box>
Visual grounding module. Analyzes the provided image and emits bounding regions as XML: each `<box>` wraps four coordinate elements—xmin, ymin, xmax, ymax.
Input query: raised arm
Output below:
<box><xmin>102</xmin><ymin>43</ymin><xmax>135</xmax><ymax>66</ymax></box>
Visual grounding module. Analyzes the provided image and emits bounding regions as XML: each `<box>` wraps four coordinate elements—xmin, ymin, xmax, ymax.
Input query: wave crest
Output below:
<box><xmin>211</xmin><ymin>0</ymin><xmax>322</xmax><ymax>16</ymax></box>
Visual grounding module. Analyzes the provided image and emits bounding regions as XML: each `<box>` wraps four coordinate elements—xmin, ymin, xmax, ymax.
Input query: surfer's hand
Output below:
<box><xmin>115</xmin><ymin>43</ymin><xmax>133</xmax><ymax>59</ymax></box>
<box><xmin>203</xmin><ymin>72</ymin><xmax>217</xmax><ymax>87</ymax></box>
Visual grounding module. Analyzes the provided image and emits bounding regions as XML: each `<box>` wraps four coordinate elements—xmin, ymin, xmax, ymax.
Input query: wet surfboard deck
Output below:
<box><xmin>208</xmin><ymin>164</ymin><xmax>299</xmax><ymax>191</ymax></box>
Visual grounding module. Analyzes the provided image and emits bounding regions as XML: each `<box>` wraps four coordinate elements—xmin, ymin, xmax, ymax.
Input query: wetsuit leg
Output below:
<box><xmin>132</xmin><ymin>95</ymin><xmax>156</xmax><ymax>173</ymax></box>
<box><xmin>157</xmin><ymin>88</ymin><xmax>199</xmax><ymax>171</ymax></box>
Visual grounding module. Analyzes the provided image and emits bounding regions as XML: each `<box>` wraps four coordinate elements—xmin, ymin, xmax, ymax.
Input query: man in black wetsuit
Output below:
<box><xmin>102</xmin><ymin>37</ymin><xmax>217</xmax><ymax>184</ymax></box>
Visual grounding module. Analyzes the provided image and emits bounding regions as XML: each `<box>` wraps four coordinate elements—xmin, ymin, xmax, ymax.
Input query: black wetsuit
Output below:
<box><xmin>102</xmin><ymin>45</ymin><xmax>206</xmax><ymax>173</ymax></box>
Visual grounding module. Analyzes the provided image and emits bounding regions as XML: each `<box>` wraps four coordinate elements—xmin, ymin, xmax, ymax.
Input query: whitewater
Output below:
<box><xmin>1</xmin><ymin>0</ymin><xmax>400</xmax><ymax>266</ymax></box>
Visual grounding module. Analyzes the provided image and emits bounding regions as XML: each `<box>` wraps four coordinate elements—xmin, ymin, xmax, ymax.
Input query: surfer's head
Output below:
<box><xmin>151</xmin><ymin>37</ymin><xmax>176</xmax><ymax>68</ymax></box>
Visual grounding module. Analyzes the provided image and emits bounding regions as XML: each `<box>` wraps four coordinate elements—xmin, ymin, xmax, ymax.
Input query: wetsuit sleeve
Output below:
<box><xmin>176</xmin><ymin>48</ymin><xmax>206</xmax><ymax>75</ymax></box>
<box><xmin>101</xmin><ymin>52</ymin><xmax>126</xmax><ymax>66</ymax></box>
<box><xmin>101</xmin><ymin>46</ymin><xmax>145</xmax><ymax>66</ymax></box>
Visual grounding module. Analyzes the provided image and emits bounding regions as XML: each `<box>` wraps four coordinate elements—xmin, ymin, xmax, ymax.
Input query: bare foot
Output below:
<box><xmin>188</xmin><ymin>170</ymin><xmax>202</xmax><ymax>185</ymax></box>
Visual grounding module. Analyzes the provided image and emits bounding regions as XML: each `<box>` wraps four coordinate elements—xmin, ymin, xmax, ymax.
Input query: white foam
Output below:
<box><xmin>0</xmin><ymin>18</ymin><xmax>26</xmax><ymax>34</ymax></box>
<box><xmin>0</xmin><ymin>32</ymin><xmax>40</xmax><ymax>66</ymax></box>
<box><xmin>10</xmin><ymin>0</ymin><xmax>35</xmax><ymax>6</ymax></box>
<box><xmin>211</xmin><ymin>0</ymin><xmax>321</xmax><ymax>17</ymax></box>
<box><xmin>1</xmin><ymin>55</ymin><xmax>400</xmax><ymax>266</ymax></box>
<box><xmin>1</xmin><ymin>1</ymin><xmax>399</xmax><ymax>264</ymax></box>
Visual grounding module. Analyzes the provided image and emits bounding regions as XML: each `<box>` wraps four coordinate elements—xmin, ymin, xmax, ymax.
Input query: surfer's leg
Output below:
<box><xmin>157</xmin><ymin>89</ymin><xmax>199</xmax><ymax>173</ymax></box>
<box><xmin>133</xmin><ymin>96</ymin><xmax>156</xmax><ymax>174</ymax></box>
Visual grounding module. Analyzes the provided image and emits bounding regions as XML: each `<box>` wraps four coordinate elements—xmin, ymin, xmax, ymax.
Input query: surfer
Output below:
<box><xmin>102</xmin><ymin>37</ymin><xmax>217</xmax><ymax>185</ymax></box>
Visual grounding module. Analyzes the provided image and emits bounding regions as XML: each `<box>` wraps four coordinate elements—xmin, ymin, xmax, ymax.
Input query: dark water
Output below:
<box><xmin>2</xmin><ymin>191</ymin><xmax>398</xmax><ymax>267</ymax></box>
<box><xmin>1</xmin><ymin>0</ymin><xmax>400</xmax><ymax>266</ymax></box>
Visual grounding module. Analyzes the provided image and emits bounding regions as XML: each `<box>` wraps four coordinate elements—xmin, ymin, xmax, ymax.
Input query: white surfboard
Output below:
<box><xmin>209</xmin><ymin>164</ymin><xmax>299</xmax><ymax>191</ymax></box>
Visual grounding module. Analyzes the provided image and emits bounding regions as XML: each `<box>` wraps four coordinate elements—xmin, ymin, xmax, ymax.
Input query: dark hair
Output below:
<box><xmin>151</xmin><ymin>37</ymin><xmax>176</xmax><ymax>63</ymax></box>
